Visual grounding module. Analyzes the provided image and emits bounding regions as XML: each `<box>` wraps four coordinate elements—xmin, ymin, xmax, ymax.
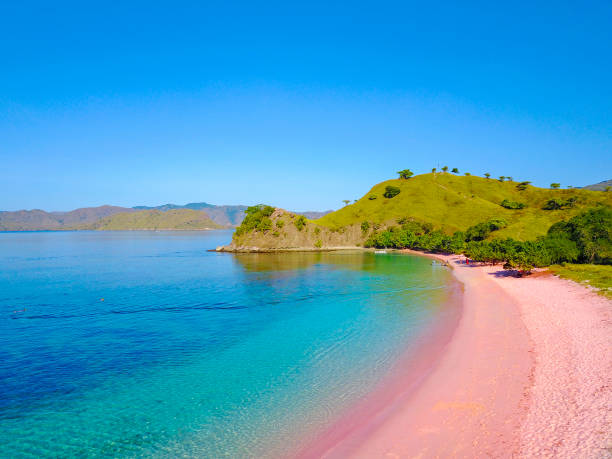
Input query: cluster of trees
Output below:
<box><xmin>464</xmin><ymin>208</ymin><xmax>611</xmax><ymax>269</ymax></box>
<box><xmin>464</xmin><ymin>218</ymin><xmax>508</xmax><ymax>241</ymax></box>
<box><xmin>364</xmin><ymin>207</ymin><xmax>611</xmax><ymax>271</ymax></box>
<box><xmin>234</xmin><ymin>205</ymin><xmax>275</xmax><ymax>236</ymax></box>
<box><xmin>430</xmin><ymin>166</ymin><xmax>460</xmax><ymax>174</ymax></box>
<box><xmin>364</xmin><ymin>220</ymin><xmax>466</xmax><ymax>253</ymax></box>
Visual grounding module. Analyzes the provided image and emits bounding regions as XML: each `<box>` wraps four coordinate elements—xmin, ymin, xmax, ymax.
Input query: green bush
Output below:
<box><xmin>500</xmin><ymin>199</ymin><xmax>526</xmax><ymax>210</ymax></box>
<box><xmin>314</xmin><ymin>226</ymin><xmax>321</xmax><ymax>235</ymax></box>
<box><xmin>314</xmin><ymin>239</ymin><xmax>322</xmax><ymax>248</ymax></box>
<box><xmin>276</xmin><ymin>219</ymin><xmax>284</xmax><ymax>228</ymax></box>
<box><xmin>383</xmin><ymin>186</ymin><xmax>401</xmax><ymax>198</ymax></box>
<box><xmin>295</xmin><ymin>215</ymin><xmax>307</xmax><ymax>231</ymax></box>
<box><xmin>368</xmin><ymin>194</ymin><xmax>377</xmax><ymax>200</ymax></box>
<box><xmin>361</xmin><ymin>221</ymin><xmax>370</xmax><ymax>233</ymax></box>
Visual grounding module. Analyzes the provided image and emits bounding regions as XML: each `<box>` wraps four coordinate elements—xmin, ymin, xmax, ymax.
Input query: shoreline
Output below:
<box><xmin>299</xmin><ymin>250</ymin><xmax>611</xmax><ymax>457</ymax></box>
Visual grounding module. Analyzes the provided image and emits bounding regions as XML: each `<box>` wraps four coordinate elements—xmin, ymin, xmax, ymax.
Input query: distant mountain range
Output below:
<box><xmin>81</xmin><ymin>209</ymin><xmax>224</xmax><ymax>231</ymax></box>
<box><xmin>133</xmin><ymin>203</ymin><xmax>248</xmax><ymax>227</ymax></box>
<box><xmin>582</xmin><ymin>179</ymin><xmax>612</xmax><ymax>191</ymax></box>
<box><xmin>0</xmin><ymin>202</ymin><xmax>332</xmax><ymax>231</ymax></box>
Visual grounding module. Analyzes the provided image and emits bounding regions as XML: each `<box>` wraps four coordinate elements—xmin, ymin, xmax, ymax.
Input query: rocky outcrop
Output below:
<box><xmin>218</xmin><ymin>208</ymin><xmax>366</xmax><ymax>252</ymax></box>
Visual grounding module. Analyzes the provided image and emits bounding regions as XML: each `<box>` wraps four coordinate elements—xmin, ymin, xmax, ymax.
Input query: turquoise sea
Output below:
<box><xmin>0</xmin><ymin>230</ymin><xmax>461</xmax><ymax>458</ymax></box>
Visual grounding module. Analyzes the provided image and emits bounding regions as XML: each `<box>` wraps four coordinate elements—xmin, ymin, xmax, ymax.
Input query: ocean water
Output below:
<box><xmin>0</xmin><ymin>230</ymin><xmax>460</xmax><ymax>458</ymax></box>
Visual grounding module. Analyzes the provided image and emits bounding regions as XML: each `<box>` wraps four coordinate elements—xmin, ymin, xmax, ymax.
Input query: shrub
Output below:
<box><xmin>295</xmin><ymin>215</ymin><xmax>307</xmax><ymax>231</ymax></box>
<box><xmin>276</xmin><ymin>219</ymin><xmax>284</xmax><ymax>228</ymax></box>
<box><xmin>272</xmin><ymin>231</ymin><xmax>280</xmax><ymax>237</ymax></box>
<box><xmin>314</xmin><ymin>226</ymin><xmax>321</xmax><ymax>235</ymax></box>
<box><xmin>383</xmin><ymin>186</ymin><xmax>401</xmax><ymax>198</ymax></box>
<box><xmin>314</xmin><ymin>239</ymin><xmax>322</xmax><ymax>248</ymax></box>
<box><xmin>368</xmin><ymin>194</ymin><xmax>377</xmax><ymax>200</ymax></box>
<box><xmin>500</xmin><ymin>199</ymin><xmax>526</xmax><ymax>210</ymax></box>
<box><xmin>361</xmin><ymin>221</ymin><xmax>370</xmax><ymax>233</ymax></box>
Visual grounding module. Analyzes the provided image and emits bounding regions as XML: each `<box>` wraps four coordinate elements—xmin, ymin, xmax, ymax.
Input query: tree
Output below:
<box><xmin>441</xmin><ymin>166</ymin><xmax>449</xmax><ymax>173</ymax></box>
<box><xmin>551</xmin><ymin>183</ymin><xmax>561</xmax><ymax>189</ymax></box>
<box><xmin>499</xmin><ymin>176</ymin><xmax>506</xmax><ymax>182</ymax></box>
<box><xmin>342</xmin><ymin>200</ymin><xmax>350</xmax><ymax>206</ymax></box>
<box><xmin>432</xmin><ymin>167</ymin><xmax>437</xmax><ymax>173</ymax></box>
<box><xmin>451</xmin><ymin>167</ymin><xmax>459</xmax><ymax>174</ymax></box>
<box><xmin>516</xmin><ymin>181</ymin><xmax>531</xmax><ymax>191</ymax></box>
<box><xmin>397</xmin><ymin>169</ymin><xmax>414</xmax><ymax>180</ymax></box>
<box><xmin>484</xmin><ymin>173</ymin><xmax>491</xmax><ymax>179</ymax></box>
<box><xmin>507</xmin><ymin>176</ymin><xmax>514</xmax><ymax>182</ymax></box>
<box><xmin>606</xmin><ymin>186</ymin><xmax>611</xmax><ymax>193</ymax></box>
<box><xmin>464</xmin><ymin>172</ymin><xmax>471</xmax><ymax>176</ymax></box>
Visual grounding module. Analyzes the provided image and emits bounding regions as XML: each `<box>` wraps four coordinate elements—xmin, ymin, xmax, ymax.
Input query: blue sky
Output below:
<box><xmin>1</xmin><ymin>1</ymin><xmax>610</xmax><ymax>211</ymax></box>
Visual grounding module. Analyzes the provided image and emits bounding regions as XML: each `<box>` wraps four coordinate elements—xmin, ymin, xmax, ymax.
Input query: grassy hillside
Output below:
<box><xmin>316</xmin><ymin>173</ymin><xmax>612</xmax><ymax>240</ymax></box>
<box><xmin>82</xmin><ymin>209</ymin><xmax>225</xmax><ymax>230</ymax></box>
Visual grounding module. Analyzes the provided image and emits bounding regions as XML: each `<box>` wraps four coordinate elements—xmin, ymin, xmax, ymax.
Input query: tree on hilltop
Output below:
<box><xmin>397</xmin><ymin>169</ymin><xmax>414</xmax><ymax>180</ymax></box>
<box><xmin>516</xmin><ymin>181</ymin><xmax>531</xmax><ymax>191</ymax></box>
<box><xmin>551</xmin><ymin>183</ymin><xmax>561</xmax><ymax>189</ymax></box>
<box><xmin>499</xmin><ymin>176</ymin><xmax>506</xmax><ymax>182</ymax></box>
<box><xmin>342</xmin><ymin>200</ymin><xmax>350</xmax><ymax>206</ymax></box>
<box><xmin>432</xmin><ymin>167</ymin><xmax>437</xmax><ymax>173</ymax></box>
<box><xmin>451</xmin><ymin>167</ymin><xmax>459</xmax><ymax>174</ymax></box>
<box><xmin>484</xmin><ymin>173</ymin><xmax>491</xmax><ymax>179</ymax></box>
<box><xmin>442</xmin><ymin>166</ymin><xmax>449</xmax><ymax>173</ymax></box>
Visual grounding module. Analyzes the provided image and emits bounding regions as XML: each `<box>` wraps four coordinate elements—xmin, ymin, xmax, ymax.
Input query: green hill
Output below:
<box><xmin>81</xmin><ymin>209</ymin><xmax>225</xmax><ymax>230</ymax></box>
<box><xmin>315</xmin><ymin>173</ymin><xmax>612</xmax><ymax>241</ymax></box>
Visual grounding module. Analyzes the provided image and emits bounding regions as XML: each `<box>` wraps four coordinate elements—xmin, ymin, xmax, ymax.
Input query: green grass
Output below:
<box><xmin>315</xmin><ymin>173</ymin><xmax>612</xmax><ymax>240</ymax></box>
<box><xmin>549</xmin><ymin>264</ymin><xmax>612</xmax><ymax>299</ymax></box>
<box><xmin>83</xmin><ymin>209</ymin><xmax>224</xmax><ymax>230</ymax></box>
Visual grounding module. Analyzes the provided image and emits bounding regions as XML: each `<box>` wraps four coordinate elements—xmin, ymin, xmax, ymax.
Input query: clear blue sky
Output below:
<box><xmin>1</xmin><ymin>1</ymin><xmax>610</xmax><ymax>211</ymax></box>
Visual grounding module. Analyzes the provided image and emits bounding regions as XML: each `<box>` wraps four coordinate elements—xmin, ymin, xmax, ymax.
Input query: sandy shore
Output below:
<box><xmin>300</xmin><ymin>252</ymin><xmax>611</xmax><ymax>458</ymax></box>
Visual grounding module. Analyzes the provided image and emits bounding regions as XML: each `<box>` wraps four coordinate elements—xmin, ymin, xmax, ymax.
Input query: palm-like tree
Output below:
<box><xmin>484</xmin><ymin>173</ymin><xmax>491</xmax><ymax>179</ymax></box>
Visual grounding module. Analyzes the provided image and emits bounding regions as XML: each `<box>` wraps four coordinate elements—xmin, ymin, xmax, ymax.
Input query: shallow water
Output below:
<box><xmin>0</xmin><ymin>231</ymin><xmax>460</xmax><ymax>457</ymax></box>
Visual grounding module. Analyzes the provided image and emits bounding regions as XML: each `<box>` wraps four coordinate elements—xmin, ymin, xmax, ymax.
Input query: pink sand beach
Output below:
<box><xmin>299</xmin><ymin>252</ymin><xmax>611</xmax><ymax>458</ymax></box>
